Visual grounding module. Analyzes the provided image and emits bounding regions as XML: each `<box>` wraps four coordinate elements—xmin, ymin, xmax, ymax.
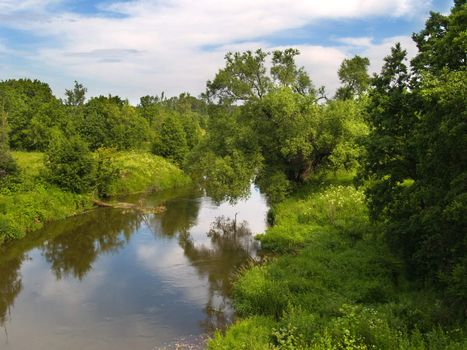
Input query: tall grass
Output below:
<box><xmin>208</xmin><ymin>174</ymin><xmax>467</xmax><ymax>349</ymax></box>
<box><xmin>107</xmin><ymin>151</ymin><xmax>191</xmax><ymax>195</ymax></box>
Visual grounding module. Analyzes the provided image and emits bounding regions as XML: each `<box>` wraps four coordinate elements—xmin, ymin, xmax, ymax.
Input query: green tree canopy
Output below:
<box><xmin>0</xmin><ymin>79</ymin><xmax>67</xmax><ymax>150</ymax></box>
<box><xmin>190</xmin><ymin>49</ymin><xmax>367</xmax><ymax>201</ymax></box>
<box><xmin>359</xmin><ymin>0</ymin><xmax>467</xmax><ymax>311</ymax></box>
<box><xmin>78</xmin><ymin>95</ymin><xmax>150</xmax><ymax>151</ymax></box>
<box><xmin>45</xmin><ymin>133</ymin><xmax>95</xmax><ymax>193</ymax></box>
<box><xmin>335</xmin><ymin>55</ymin><xmax>370</xmax><ymax>100</ymax></box>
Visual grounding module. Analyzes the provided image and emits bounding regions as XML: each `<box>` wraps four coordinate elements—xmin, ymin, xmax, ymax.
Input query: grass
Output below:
<box><xmin>11</xmin><ymin>151</ymin><xmax>44</xmax><ymax>177</ymax></box>
<box><xmin>107</xmin><ymin>151</ymin><xmax>191</xmax><ymax>195</ymax></box>
<box><xmin>208</xmin><ymin>173</ymin><xmax>467</xmax><ymax>349</ymax></box>
<box><xmin>0</xmin><ymin>151</ymin><xmax>191</xmax><ymax>243</ymax></box>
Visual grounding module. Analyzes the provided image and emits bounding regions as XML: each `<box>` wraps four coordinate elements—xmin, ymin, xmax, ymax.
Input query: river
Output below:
<box><xmin>0</xmin><ymin>185</ymin><xmax>268</xmax><ymax>350</ymax></box>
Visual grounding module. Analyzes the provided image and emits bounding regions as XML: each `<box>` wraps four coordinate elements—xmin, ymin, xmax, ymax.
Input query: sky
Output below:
<box><xmin>0</xmin><ymin>0</ymin><xmax>454</xmax><ymax>103</ymax></box>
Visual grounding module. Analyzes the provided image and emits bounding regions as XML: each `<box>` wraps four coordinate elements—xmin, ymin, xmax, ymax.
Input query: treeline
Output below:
<box><xmin>0</xmin><ymin>79</ymin><xmax>205</xmax><ymax>193</ymax></box>
<box><xmin>0</xmin><ymin>79</ymin><xmax>205</xmax><ymax>156</ymax></box>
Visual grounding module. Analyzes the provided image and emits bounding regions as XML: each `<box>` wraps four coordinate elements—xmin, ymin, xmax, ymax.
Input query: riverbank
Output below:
<box><xmin>208</xmin><ymin>174</ymin><xmax>467</xmax><ymax>349</ymax></box>
<box><xmin>0</xmin><ymin>151</ymin><xmax>190</xmax><ymax>244</ymax></box>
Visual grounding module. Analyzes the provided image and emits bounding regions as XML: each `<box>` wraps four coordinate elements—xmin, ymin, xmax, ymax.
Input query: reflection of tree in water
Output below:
<box><xmin>41</xmin><ymin>209</ymin><xmax>142</xmax><ymax>280</ymax></box>
<box><xmin>179</xmin><ymin>215</ymin><xmax>259</xmax><ymax>333</ymax></box>
<box><xmin>0</xmin><ymin>255</ymin><xmax>23</xmax><ymax>333</ymax></box>
<box><xmin>146</xmin><ymin>191</ymin><xmax>201</xmax><ymax>238</ymax></box>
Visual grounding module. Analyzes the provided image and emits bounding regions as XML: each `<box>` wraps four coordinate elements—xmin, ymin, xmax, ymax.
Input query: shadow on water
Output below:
<box><xmin>0</xmin><ymin>185</ymin><xmax>268</xmax><ymax>349</ymax></box>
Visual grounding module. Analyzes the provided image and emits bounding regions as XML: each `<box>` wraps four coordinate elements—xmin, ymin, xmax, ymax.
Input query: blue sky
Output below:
<box><xmin>0</xmin><ymin>0</ymin><xmax>454</xmax><ymax>103</ymax></box>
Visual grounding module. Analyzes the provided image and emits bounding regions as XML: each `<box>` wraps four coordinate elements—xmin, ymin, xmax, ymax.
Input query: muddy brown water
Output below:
<box><xmin>0</xmin><ymin>186</ymin><xmax>268</xmax><ymax>350</ymax></box>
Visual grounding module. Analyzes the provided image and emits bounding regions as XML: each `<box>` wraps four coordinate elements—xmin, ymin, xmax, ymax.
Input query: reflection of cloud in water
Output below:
<box><xmin>189</xmin><ymin>185</ymin><xmax>268</xmax><ymax>247</ymax></box>
<box><xmin>135</xmin><ymin>241</ymin><xmax>208</xmax><ymax>307</ymax></box>
<box><xmin>0</xmin><ymin>185</ymin><xmax>269</xmax><ymax>349</ymax></box>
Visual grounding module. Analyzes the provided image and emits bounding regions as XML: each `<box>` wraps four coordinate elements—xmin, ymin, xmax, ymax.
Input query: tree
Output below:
<box><xmin>79</xmin><ymin>95</ymin><xmax>150</xmax><ymax>151</ymax></box>
<box><xmin>0</xmin><ymin>103</ymin><xmax>18</xmax><ymax>180</ymax></box>
<box><xmin>271</xmin><ymin>48</ymin><xmax>315</xmax><ymax>95</ymax></box>
<box><xmin>94</xmin><ymin>147</ymin><xmax>120</xmax><ymax>198</ymax></box>
<box><xmin>186</xmin><ymin>106</ymin><xmax>261</xmax><ymax>202</ymax></box>
<box><xmin>359</xmin><ymin>1</ymin><xmax>467</xmax><ymax>312</ymax></box>
<box><xmin>335</xmin><ymin>55</ymin><xmax>370</xmax><ymax>100</ymax></box>
<box><xmin>0</xmin><ymin>79</ymin><xmax>68</xmax><ymax>150</ymax></box>
<box><xmin>206</xmin><ymin>49</ymin><xmax>272</xmax><ymax>104</ymax></box>
<box><xmin>191</xmin><ymin>49</ymin><xmax>366</xmax><ymax>202</ymax></box>
<box><xmin>205</xmin><ymin>49</ymin><xmax>318</xmax><ymax>105</ymax></box>
<box><xmin>64</xmin><ymin>81</ymin><xmax>87</xmax><ymax>107</ymax></box>
<box><xmin>151</xmin><ymin>115</ymin><xmax>189</xmax><ymax>166</ymax></box>
<box><xmin>411</xmin><ymin>0</ymin><xmax>466</xmax><ymax>75</ymax></box>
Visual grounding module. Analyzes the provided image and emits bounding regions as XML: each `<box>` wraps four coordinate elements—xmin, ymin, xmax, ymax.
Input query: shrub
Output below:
<box><xmin>94</xmin><ymin>147</ymin><xmax>120</xmax><ymax>198</ymax></box>
<box><xmin>44</xmin><ymin>133</ymin><xmax>95</xmax><ymax>193</ymax></box>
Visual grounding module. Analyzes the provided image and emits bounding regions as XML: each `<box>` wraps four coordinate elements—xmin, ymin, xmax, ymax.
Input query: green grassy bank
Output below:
<box><xmin>0</xmin><ymin>151</ymin><xmax>190</xmax><ymax>244</ymax></box>
<box><xmin>208</xmin><ymin>174</ymin><xmax>466</xmax><ymax>349</ymax></box>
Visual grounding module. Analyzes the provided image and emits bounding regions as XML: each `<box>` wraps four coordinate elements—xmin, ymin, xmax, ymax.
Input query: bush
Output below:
<box><xmin>94</xmin><ymin>147</ymin><xmax>120</xmax><ymax>198</ymax></box>
<box><xmin>151</xmin><ymin>115</ymin><xmax>189</xmax><ymax>166</ymax></box>
<box><xmin>44</xmin><ymin>133</ymin><xmax>95</xmax><ymax>193</ymax></box>
<box><xmin>0</xmin><ymin>149</ymin><xmax>18</xmax><ymax>180</ymax></box>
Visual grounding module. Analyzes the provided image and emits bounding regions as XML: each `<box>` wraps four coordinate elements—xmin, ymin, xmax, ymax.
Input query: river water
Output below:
<box><xmin>0</xmin><ymin>186</ymin><xmax>268</xmax><ymax>350</ymax></box>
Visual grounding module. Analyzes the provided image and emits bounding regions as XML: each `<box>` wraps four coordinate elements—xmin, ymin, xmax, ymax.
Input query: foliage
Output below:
<box><xmin>335</xmin><ymin>55</ymin><xmax>370</xmax><ymax>100</ymax></box>
<box><xmin>209</xmin><ymin>176</ymin><xmax>467</xmax><ymax>349</ymax></box>
<box><xmin>0</xmin><ymin>184</ymin><xmax>91</xmax><ymax>242</ymax></box>
<box><xmin>206</xmin><ymin>49</ymin><xmax>272</xmax><ymax>103</ymax></box>
<box><xmin>0</xmin><ymin>105</ymin><xmax>18</xmax><ymax>181</ymax></box>
<box><xmin>78</xmin><ymin>95</ymin><xmax>151</xmax><ymax>151</ymax></box>
<box><xmin>0</xmin><ymin>150</ymin><xmax>190</xmax><ymax>243</ymax></box>
<box><xmin>208</xmin><ymin>316</ymin><xmax>276</xmax><ymax>350</ymax></box>
<box><xmin>105</xmin><ymin>151</ymin><xmax>191</xmax><ymax>196</ymax></box>
<box><xmin>138</xmin><ymin>92</ymin><xmax>205</xmax><ymax>165</ymax></box>
<box><xmin>64</xmin><ymin>80</ymin><xmax>87</xmax><ymax>107</ymax></box>
<box><xmin>191</xmin><ymin>49</ymin><xmax>368</xmax><ymax>203</ymax></box>
<box><xmin>44</xmin><ymin>133</ymin><xmax>95</xmax><ymax>193</ymax></box>
<box><xmin>359</xmin><ymin>1</ymin><xmax>467</xmax><ymax>311</ymax></box>
<box><xmin>186</xmin><ymin>105</ymin><xmax>262</xmax><ymax>201</ymax></box>
<box><xmin>0</xmin><ymin>79</ymin><xmax>67</xmax><ymax>151</ymax></box>
<box><xmin>151</xmin><ymin>114</ymin><xmax>189</xmax><ymax>166</ymax></box>
<box><xmin>94</xmin><ymin>147</ymin><xmax>120</xmax><ymax>198</ymax></box>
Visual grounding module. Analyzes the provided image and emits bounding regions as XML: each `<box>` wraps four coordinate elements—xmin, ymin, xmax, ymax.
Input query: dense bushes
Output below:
<box><xmin>359</xmin><ymin>1</ymin><xmax>467</xmax><ymax>309</ymax></box>
<box><xmin>0</xmin><ymin>185</ymin><xmax>91</xmax><ymax>242</ymax></box>
<box><xmin>0</xmin><ymin>107</ymin><xmax>18</xmax><ymax>181</ymax></box>
<box><xmin>44</xmin><ymin>134</ymin><xmax>95</xmax><ymax>193</ymax></box>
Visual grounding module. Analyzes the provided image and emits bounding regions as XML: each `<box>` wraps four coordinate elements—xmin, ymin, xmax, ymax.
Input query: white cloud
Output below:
<box><xmin>0</xmin><ymin>0</ymin><xmax>428</xmax><ymax>101</ymax></box>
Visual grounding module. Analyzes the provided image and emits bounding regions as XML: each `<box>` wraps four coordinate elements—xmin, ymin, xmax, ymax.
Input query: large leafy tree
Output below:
<box><xmin>151</xmin><ymin>114</ymin><xmax>189</xmax><ymax>166</ymax></box>
<box><xmin>191</xmin><ymin>49</ymin><xmax>366</xmax><ymax>201</ymax></box>
<box><xmin>78</xmin><ymin>95</ymin><xmax>150</xmax><ymax>151</ymax></box>
<box><xmin>360</xmin><ymin>0</ymin><xmax>466</xmax><ymax>311</ymax></box>
<box><xmin>335</xmin><ymin>55</ymin><xmax>370</xmax><ymax>100</ymax></box>
<box><xmin>0</xmin><ymin>79</ymin><xmax>67</xmax><ymax>150</ymax></box>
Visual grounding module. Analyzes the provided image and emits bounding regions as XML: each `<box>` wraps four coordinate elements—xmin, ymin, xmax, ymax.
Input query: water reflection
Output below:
<box><xmin>42</xmin><ymin>209</ymin><xmax>141</xmax><ymax>280</ymax></box>
<box><xmin>0</xmin><ymin>256</ymin><xmax>23</xmax><ymax>327</ymax></box>
<box><xmin>0</xmin><ymin>186</ymin><xmax>268</xmax><ymax>349</ymax></box>
<box><xmin>180</xmin><ymin>216</ymin><xmax>259</xmax><ymax>333</ymax></box>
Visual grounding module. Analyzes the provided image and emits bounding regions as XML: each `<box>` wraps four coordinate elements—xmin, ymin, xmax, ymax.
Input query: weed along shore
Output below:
<box><xmin>0</xmin><ymin>151</ymin><xmax>190</xmax><ymax>244</ymax></box>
